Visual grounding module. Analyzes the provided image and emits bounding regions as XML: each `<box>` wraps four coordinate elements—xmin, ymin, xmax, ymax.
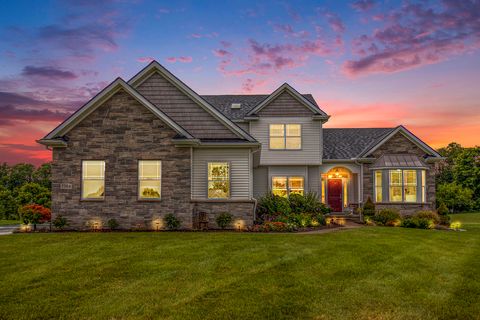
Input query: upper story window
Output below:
<box><xmin>269</xmin><ymin>124</ymin><xmax>301</xmax><ymax>150</ymax></box>
<box><xmin>208</xmin><ymin>162</ymin><xmax>230</xmax><ymax>199</ymax></box>
<box><xmin>138</xmin><ymin>160</ymin><xmax>161</xmax><ymax>200</ymax></box>
<box><xmin>82</xmin><ymin>160</ymin><xmax>105</xmax><ymax>200</ymax></box>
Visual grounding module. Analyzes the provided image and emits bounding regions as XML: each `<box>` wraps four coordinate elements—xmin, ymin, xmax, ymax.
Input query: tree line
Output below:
<box><xmin>0</xmin><ymin>142</ymin><xmax>478</xmax><ymax>220</ymax></box>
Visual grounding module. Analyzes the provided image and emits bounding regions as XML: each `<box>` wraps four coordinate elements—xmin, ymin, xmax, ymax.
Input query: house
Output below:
<box><xmin>37</xmin><ymin>61</ymin><xmax>443</xmax><ymax>230</ymax></box>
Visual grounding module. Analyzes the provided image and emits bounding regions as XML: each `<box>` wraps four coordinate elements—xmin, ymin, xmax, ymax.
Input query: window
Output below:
<box><xmin>272</xmin><ymin>176</ymin><xmax>304</xmax><ymax>197</ymax></box>
<box><xmin>138</xmin><ymin>160</ymin><xmax>161</xmax><ymax>199</ymax></box>
<box><xmin>404</xmin><ymin>170</ymin><xmax>417</xmax><ymax>202</ymax></box>
<box><xmin>269</xmin><ymin>124</ymin><xmax>301</xmax><ymax>149</ymax></box>
<box><xmin>389</xmin><ymin>170</ymin><xmax>403</xmax><ymax>202</ymax></box>
<box><xmin>208</xmin><ymin>162</ymin><xmax>230</xmax><ymax>199</ymax></box>
<box><xmin>82</xmin><ymin>160</ymin><xmax>105</xmax><ymax>199</ymax></box>
<box><xmin>374</xmin><ymin>170</ymin><xmax>383</xmax><ymax>202</ymax></box>
<box><xmin>421</xmin><ymin>170</ymin><xmax>426</xmax><ymax>203</ymax></box>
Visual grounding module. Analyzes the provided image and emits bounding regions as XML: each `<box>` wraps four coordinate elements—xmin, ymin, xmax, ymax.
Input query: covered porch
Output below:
<box><xmin>320</xmin><ymin>165</ymin><xmax>361</xmax><ymax>213</ymax></box>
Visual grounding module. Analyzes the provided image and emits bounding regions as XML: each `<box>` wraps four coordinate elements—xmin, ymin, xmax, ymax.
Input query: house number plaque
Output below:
<box><xmin>60</xmin><ymin>183</ymin><xmax>72</xmax><ymax>190</ymax></box>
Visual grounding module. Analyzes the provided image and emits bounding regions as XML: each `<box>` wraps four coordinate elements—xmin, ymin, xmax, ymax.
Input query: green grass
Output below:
<box><xmin>0</xmin><ymin>219</ymin><xmax>21</xmax><ymax>226</ymax></box>
<box><xmin>1</xmin><ymin>214</ymin><xmax>479</xmax><ymax>320</ymax></box>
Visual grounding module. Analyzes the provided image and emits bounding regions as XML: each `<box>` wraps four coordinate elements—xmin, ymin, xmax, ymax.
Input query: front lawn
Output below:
<box><xmin>1</xmin><ymin>214</ymin><xmax>479</xmax><ymax>319</ymax></box>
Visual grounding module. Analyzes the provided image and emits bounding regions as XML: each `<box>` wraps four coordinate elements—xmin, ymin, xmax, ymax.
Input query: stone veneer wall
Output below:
<box><xmin>362</xmin><ymin>132</ymin><xmax>436</xmax><ymax>215</ymax></box>
<box><xmin>51</xmin><ymin>89</ymin><xmax>192</xmax><ymax>230</ymax></box>
<box><xmin>192</xmin><ymin>200</ymin><xmax>255</xmax><ymax>229</ymax></box>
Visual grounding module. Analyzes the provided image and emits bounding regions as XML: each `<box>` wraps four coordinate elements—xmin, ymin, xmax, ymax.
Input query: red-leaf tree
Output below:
<box><xmin>19</xmin><ymin>204</ymin><xmax>51</xmax><ymax>231</ymax></box>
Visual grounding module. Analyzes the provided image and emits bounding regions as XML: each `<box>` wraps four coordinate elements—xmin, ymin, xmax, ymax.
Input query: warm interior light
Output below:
<box><xmin>152</xmin><ymin>218</ymin><xmax>163</xmax><ymax>231</ymax></box>
<box><xmin>235</xmin><ymin>219</ymin><xmax>245</xmax><ymax>231</ymax></box>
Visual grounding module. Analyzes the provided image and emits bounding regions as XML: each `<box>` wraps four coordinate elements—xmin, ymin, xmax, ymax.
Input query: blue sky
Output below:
<box><xmin>0</xmin><ymin>0</ymin><xmax>479</xmax><ymax>164</ymax></box>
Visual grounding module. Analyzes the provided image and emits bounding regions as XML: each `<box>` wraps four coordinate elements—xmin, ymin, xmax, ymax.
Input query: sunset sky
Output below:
<box><xmin>1</xmin><ymin>0</ymin><xmax>479</xmax><ymax>165</ymax></box>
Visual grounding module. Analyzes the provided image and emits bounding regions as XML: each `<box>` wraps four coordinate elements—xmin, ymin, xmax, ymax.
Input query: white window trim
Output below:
<box><xmin>268</xmin><ymin>124</ymin><xmax>302</xmax><ymax>150</ymax></box>
<box><xmin>81</xmin><ymin>160</ymin><xmax>105</xmax><ymax>200</ymax></box>
<box><xmin>207</xmin><ymin>162</ymin><xmax>231</xmax><ymax>199</ymax></box>
<box><xmin>374</xmin><ymin>169</ymin><xmax>427</xmax><ymax>203</ymax></box>
<box><xmin>271</xmin><ymin>176</ymin><xmax>305</xmax><ymax>196</ymax></box>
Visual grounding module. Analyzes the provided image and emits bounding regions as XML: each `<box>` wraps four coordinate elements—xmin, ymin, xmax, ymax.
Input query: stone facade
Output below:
<box><xmin>362</xmin><ymin>132</ymin><xmax>436</xmax><ymax>215</ymax></box>
<box><xmin>52</xmin><ymin>89</ymin><xmax>193</xmax><ymax>230</ymax></box>
<box><xmin>192</xmin><ymin>200</ymin><xmax>256</xmax><ymax>229</ymax></box>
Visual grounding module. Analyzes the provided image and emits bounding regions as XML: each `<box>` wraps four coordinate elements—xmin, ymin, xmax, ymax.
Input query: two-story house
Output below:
<box><xmin>38</xmin><ymin>61</ymin><xmax>443</xmax><ymax>230</ymax></box>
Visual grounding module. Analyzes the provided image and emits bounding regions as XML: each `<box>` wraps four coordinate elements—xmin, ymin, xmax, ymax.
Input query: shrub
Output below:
<box><xmin>437</xmin><ymin>182</ymin><xmax>474</xmax><ymax>213</ymax></box>
<box><xmin>215</xmin><ymin>212</ymin><xmax>233</xmax><ymax>229</ymax></box>
<box><xmin>251</xmin><ymin>221</ymin><xmax>297</xmax><ymax>232</ymax></box>
<box><xmin>439</xmin><ymin>215</ymin><xmax>451</xmax><ymax>225</ymax></box>
<box><xmin>400</xmin><ymin>217</ymin><xmax>435</xmax><ymax>229</ymax></box>
<box><xmin>256</xmin><ymin>194</ymin><xmax>291</xmax><ymax>220</ymax></box>
<box><xmin>400</xmin><ymin>217</ymin><xmax>418</xmax><ymax>228</ymax></box>
<box><xmin>373</xmin><ymin>208</ymin><xmax>401</xmax><ymax>226</ymax></box>
<box><xmin>107</xmin><ymin>218</ymin><xmax>119</xmax><ymax>230</ymax></box>
<box><xmin>0</xmin><ymin>187</ymin><xmax>18</xmax><ymax>220</ymax></box>
<box><xmin>289</xmin><ymin>192</ymin><xmax>330</xmax><ymax>214</ymax></box>
<box><xmin>312</xmin><ymin>212</ymin><xmax>326</xmax><ymax>226</ymax></box>
<box><xmin>414</xmin><ymin>211</ymin><xmax>440</xmax><ymax>224</ymax></box>
<box><xmin>437</xmin><ymin>202</ymin><xmax>449</xmax><ymax>216</ymax></box>
<box><xmin>52</xmin><ymin>215</ymin><xmax>68</xmax><ymax>230</ymax></box>
<box><xmin>19</xmin><ymin>204</ymin><xmax>51</xmax><ymax>231</ymax></box>
<box><xmin>164</xmin><ymin>213</ymin><xmax>181</xmax><ymax>230</ymax></box>
<box><xmin>362</xmin><ymin>197</ymin><xmax>376</xmax><ymax>217</ymax></box>
<box><xmin>287</xmin><ymin>213</ymin><xmax>312</xmax><ymax>228</ymax></box>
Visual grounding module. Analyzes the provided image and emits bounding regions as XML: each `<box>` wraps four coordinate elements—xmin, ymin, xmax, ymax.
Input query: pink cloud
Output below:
<box><xmin>137</xmin><ymin>56</ymin><xmax>154</xmax><ymax>63</ymax></box>
<box><xmin>343</xmin><ymin>1</ymin><xmax>480</xmax><ymax>76</ymax></box>
<box><xmin>166</xmin><ymin>56</ymin><xmax>193</xmax><ymax>63</ymax></box>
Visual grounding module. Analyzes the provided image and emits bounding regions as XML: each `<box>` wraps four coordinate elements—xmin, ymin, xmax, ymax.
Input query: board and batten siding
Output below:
<box><xmin>249</xmin><ymin>117</ymin><xmax>322</xmax><ymax>165</ymax></box>
<box><xmin>192</xmin><ymin>148</ymin><xmax>251</xmax><ymax>200</ymax></box>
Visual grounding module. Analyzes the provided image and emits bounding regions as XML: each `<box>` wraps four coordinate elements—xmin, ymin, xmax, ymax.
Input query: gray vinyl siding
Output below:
<box><xmin>258</xmin><ymin>91</ymin><xmax>314</xmax><ymax>117</ymax></box>
<box><xmin>192</xmin><ymin>148</ymin><xmax>251</xmax><ymax>199</ymax></box>
<box><xmin>308</xmin><ymin>166</ymin><xmax>320</xmax><ymax>195</ymax></box>
<box><xmin>250</xmin><ymin>117</ymin><xmax>322</xmax><ymax>165</ymax></box>
<box><xmin>253</xmin><ymin>166</ymin><xmax>268</xmax><ymax>198</ymax></box>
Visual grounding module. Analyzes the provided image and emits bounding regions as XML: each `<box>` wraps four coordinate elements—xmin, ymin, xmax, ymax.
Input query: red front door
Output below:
<box><xmin>327</xmin><ymin>179</ymin><xmax>343</xmax><ymax>212</ymax></box>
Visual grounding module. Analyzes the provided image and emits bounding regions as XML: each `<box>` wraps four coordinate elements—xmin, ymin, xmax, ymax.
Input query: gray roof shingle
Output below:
<box><xmin>201</xmin><ymin>94</ymin><xmax>321</xmax><ymax>120</ymax></box>
<box><xmin>371</xmin><ymin>154</ymin><xmax>428</xmax><ymax>169</ymax></box>
<box><xmin>323</xmin><ymin>128</ymin><xmax>395</xmax><ymax>159</ymax></box>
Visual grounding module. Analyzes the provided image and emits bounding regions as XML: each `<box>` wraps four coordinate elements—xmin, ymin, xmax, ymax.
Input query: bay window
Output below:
<box><xmin>374</xmin><ymin>170</ymin><xmax>382</xmax><ymax>202</ymax></box>
<box><xmin>208</xmin><ymin>162</ymin><xmax>230</xmax><ymax>199</ymax></box>
<box><xmin>403</xmin><ymin>170</ymin><xmax>417</xmax><ymax>202</ymax></box>
<box><xmin>269</xmin><ymin>124</ymin><xmax>301</xmax><ymax>150</ymax></box>
<box><xmin>389</xmin><ymin>170</ymin><xmax>403</xmax><ymax>202</ymax></box>
<box><xmin>272</xmin><ymin>176</ymin><xmax>304</xmax><ymax>197</ymax></box>
<box><xmin>138</xmin><ymin>160</ymin><xmax>161</xmax><ymax>200</ymax></box>
<box><xmin>374</xmin><ymin>169</ymin><xmax>426</xmax><ymax>203</ymax></box>
<box><xmin>82</xmin><ymin>160</ymin><xmax>105</xmax><ymax>200</ymax></box>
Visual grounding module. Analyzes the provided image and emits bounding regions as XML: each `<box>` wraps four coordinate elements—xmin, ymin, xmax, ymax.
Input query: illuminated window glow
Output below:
<box><xmin>374</xmin><ymin>170</ymin><xmax>383</xmax><ymax>202</ymax></box>
<box><xmin>208</xmin><ymin>162</ymin><xmax>230</xmax><ymax>199</ymax></box>
<box><xmin>269</xmin><ymin>124</ymin><xmax>301</xmax><ymax>149</ymax></box>
<box><xmin>82</xmin><ymin>160</ymin><xmax>105</xmax><ymax>199</ymax></box>
<box><xmin>272</xmin><ymin>176</ymin><xmax>304</xmax><ymax>197</ymax></box>
<box><xmin>138</xmin><ymin>160</ymin><xmax>161</xmax><ymax>199</ymax></box>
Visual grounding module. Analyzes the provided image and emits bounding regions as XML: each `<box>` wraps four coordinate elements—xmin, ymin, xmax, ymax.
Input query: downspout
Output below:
<box><xmin>250</xmin><ymin>147</ymin><xmax>261</xmax><ymax>222</ymax></box>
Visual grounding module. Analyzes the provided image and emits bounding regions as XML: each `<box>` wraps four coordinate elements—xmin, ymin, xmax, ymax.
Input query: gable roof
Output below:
<box><xmin>323</xmin><ymin>128</ymin><xmax>395</xmax><ymax>159</ymax></box>
<box><xmin>359</xmin><ymin>125</ymin><xmax>442</xmax><ymax>158</ymax></box>
<box><xmin>127</xmin><ymin>61</ymin><xmax>256</xmax><ymax>142</ymax></box>
<box><xmin>38</xmin><ymin>78</ymin><xmax>194</xmax><ymax>146</ymax></box>
<box><xmin>202</xmin><ymin>94</ymin><xmax>320</xmax><ymax>121</ymax></box>
<box><xmin>246</xmin><ymin>83</ymin><xmax>329</xmax><ymax>118</ymax></box>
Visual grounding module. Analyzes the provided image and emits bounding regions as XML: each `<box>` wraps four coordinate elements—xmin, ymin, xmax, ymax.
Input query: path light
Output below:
<box><xmin>90</xmin><ymin>219</ymin><xmax>102</xmax><ymax>232</ymax></box>
<box><xmin>153</xmin><ymin>219</ymin><xmax>162</xmax><ymax>231</ymax></box>
<box><xmin>450</xmin><ymin>221</ymin><xmax>462</xmax><ymax>230</ymax></box>
<box><xmin>20</xmin><ymin>224</ymin><xmax>31</xmax><ymax>232</ymax></box>
<box><xmin>235</xmin><ymin>219</ymin><xmax>245</xmax><ymax>231</ymax></box>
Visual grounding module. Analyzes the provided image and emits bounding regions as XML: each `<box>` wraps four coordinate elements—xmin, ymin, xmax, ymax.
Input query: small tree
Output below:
<box><xmin>107</xmin><ymin>218</ymin><xmax>119</xmax><ymax>230</ymax></box>
<box><xmin>0</xmin><ymin>187</ymin><xmax>18</xmax><ymax>220</ymax></box>
<box><xmin>216</xmin><ymin>212</ymin><xmax>233</xmax><ymax>229</ymax></box>
<box><xmin>362</xmin><ymin>197</ymin><xmax>376</xmax><ymax>217</ymax></box>
<box><xmin>19</xmin><ymin>204</ymin><xmax>51</xmax><ymax>231</ymax></box>
<box><xmin>437</xmin><ymin>182</ymin><xmax>473</xmax><ymax>212</ymax></box>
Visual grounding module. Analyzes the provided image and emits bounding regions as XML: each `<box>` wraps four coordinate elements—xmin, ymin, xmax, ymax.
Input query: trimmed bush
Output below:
<box><xmin>362</xmin><ymin>197</ymin><xmax>376</xmax><ymax>217</ymax></box>
<box><xmin>164</xmin><ymin>213</ymin><xmax>181</xmax><ymax>230</ymax></box>
<box><xmin>215</xmin><ymin>212</ymin><xmax>233</xmax><ymax>229</ymax></box>
<box><xmin>373</xmin><ymin>208</ymin><xmax>401</xmax><ymax>226</ymax></box>
<box><xmin>107</xmin><ymin>218</ymin><xmax>119</xmax><ymax>230</ymax></box>
<box><xmin>437</xmin><ymin>202</ymin><xmax>449</xmax><ymax>216</ymax></box>
<box><xmin>52</xmin><ymin>215</ymin><xmax>68</xmax><ymax>230</ymax></box>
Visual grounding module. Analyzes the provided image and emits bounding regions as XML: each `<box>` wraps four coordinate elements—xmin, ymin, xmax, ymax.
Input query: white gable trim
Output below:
<box><xmin>42</xmin><ymin>78</ymin><xmax>194</xmax><ymax>141</ymax></box>
<box><xmin>246</xmin><ymin>83</ymin><xmax>329</xmax><ymax>117</ymax></box>
<box><xmin>360</xmin><ymin>125</ymin><xmax>442</xmax><ymax>158</ymax></box>
<box><xmin>128</xmin><ymin>61</ymin><xmax>256</xmax><ymax>142</ymax></box>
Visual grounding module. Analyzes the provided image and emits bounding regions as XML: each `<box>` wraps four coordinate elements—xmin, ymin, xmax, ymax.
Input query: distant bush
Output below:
<box><xmin>53</xmin><ymin>215</ymin><xmax>68</xmax><ymax>230</ymax></box>
<box><xmin>437</xmin><ymin>182</ymin><xmax>473</xmax><ymax>213</ymax></box>
<box><xmin>373</xmin><ymin>208</ymin><xmax>401</xmax><ymax>226</ymax></box>
<box><xmin>107</xmin><ymin>218</ymin><xmax>119</xmax><ymax>230</ymax></box>
<box><xmin>215</xmin><ymin>212</ymin><xmax>233</xmax><ymax>229</ymax></box>
<box><xmin>164</xmin><ymin>213</ymin><xmax>181</xmax><ymax>230</ymax></box>
<box><xmin>362</xmin><ymin>197</ymin><xmax>376</xmax><ymax>217</ymax></box>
